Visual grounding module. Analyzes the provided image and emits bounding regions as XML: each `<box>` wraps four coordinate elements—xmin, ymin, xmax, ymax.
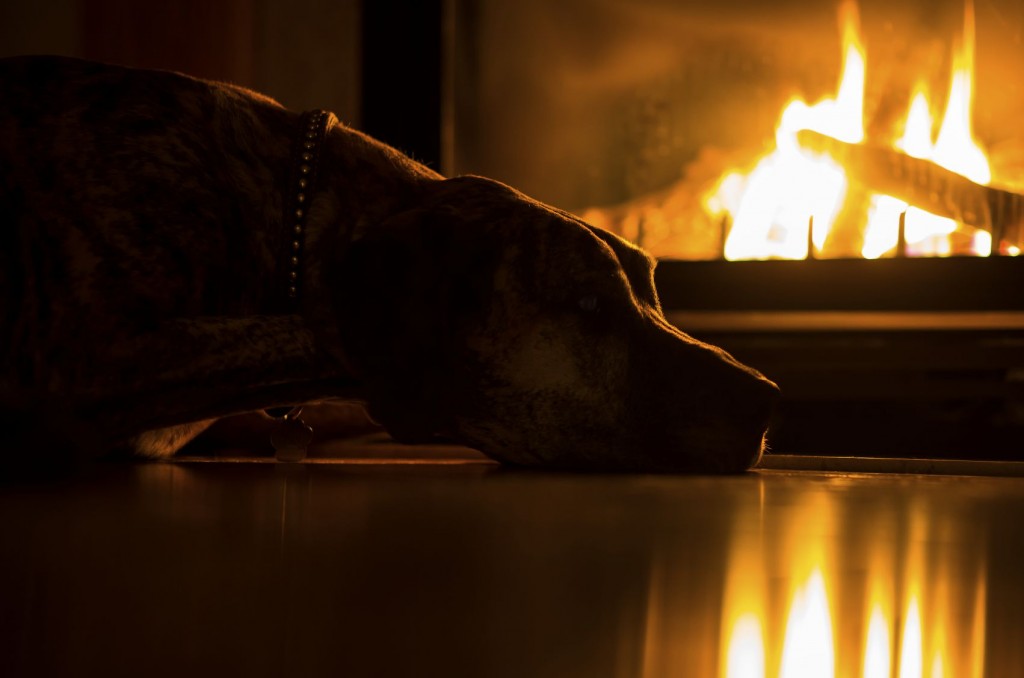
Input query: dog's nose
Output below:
<box><xmin>679</xmin><ymin>341</ymin><xmax>780</xmax><ymax>470</ymax></box>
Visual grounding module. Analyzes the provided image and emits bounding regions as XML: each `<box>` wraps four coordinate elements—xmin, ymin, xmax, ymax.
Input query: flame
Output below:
<box><xmin>898</xmin><ymin>90</ymin><xmax>935</xmax><ymax>159</ymax></box>
<box><xmin>711</xmin><ymin>0</ymin><xmax>997</xmax><ymax>260</ymax></box>
<box><xmin>779</xmin><ymin>569</ymin><xmax>835</xmax><ymax>678</ymax></box>
<box><xmin>863</xmin><ymin>538</ymin><xmax>895</xmax><ymax>678</ymax></box>
<box><xmin>898</xmin><ymin>597</ymin><xmax>924</xmax><ymax>678</ymax></box>
<box><xmin>863</xmin><ymin>0</ymin><xmax>991</xmax><ymax>258</ymax></box>
<box><xmin>711</xmin><ymin>491</ymin><xmax>989</xmax><ymax>678</ymax></box>
<box><xmin>722</xmin><ymin>1</ymin><xmax>863</xmax><ymax>260</ymax></box>
<box><xmin>726</xmin><ymin>614</ymin><xmax>766</xmax><ymax>678</ymax></box>
<box><xmin>935</xmin><ymin>0</ymin><xmax>989</xmax><ymax>185</ymax></box>
<box><xmin>719</xmin><ymin>488</ymin><xmax>768</xmax><ymax>678</ymax></box>
<box><xmin>863</xmin><ymin>606</ymin><xmax>891</xmax><ymax>678</ymax></box>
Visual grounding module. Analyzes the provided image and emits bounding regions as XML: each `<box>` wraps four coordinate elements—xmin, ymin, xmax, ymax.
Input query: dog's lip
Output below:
<box><xmin>693</xmin><ymin>431</ymin><xmax>768</xmax><ymax>474</ymax></box>
<box><xmin>672</xmin><ymin>418</ymin><xmax>772</xmax><ymax>474</ymax></box>
<box><xmin>746</xmin><ymin>430</ymin><xmax>770</xmax><ymax>470</ymax></box>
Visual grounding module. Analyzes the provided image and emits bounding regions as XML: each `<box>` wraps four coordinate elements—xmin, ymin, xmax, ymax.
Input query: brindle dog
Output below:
<box><xmin>0</xmin><ymin>55</ymin><xmax>778</xmax><ymax>473</ymax></box>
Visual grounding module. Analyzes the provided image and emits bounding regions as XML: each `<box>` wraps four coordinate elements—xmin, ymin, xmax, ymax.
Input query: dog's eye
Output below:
<box><xmin>578</xmin><ymin>295</ymin><xmax>600</xmax><ymax>312</ymax></box>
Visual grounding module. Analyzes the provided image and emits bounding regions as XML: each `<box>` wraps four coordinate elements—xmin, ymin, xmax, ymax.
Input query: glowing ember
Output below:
<box><xmin>707</xmin><ymin>0</ymin><xmax>1001</xmax><ymax>260</ymax></box>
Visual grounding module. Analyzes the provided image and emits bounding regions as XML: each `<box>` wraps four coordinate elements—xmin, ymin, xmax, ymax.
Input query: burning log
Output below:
<box><xmin>796</xmin><ymin>129</ymin><xmax>1024</xmax><ymax>247</ymax></box>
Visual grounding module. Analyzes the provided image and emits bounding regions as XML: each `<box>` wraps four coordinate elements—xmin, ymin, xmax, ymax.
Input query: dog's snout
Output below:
<box><xmin>627</xmin><ymin>326</ymin><xmax>781</xmax><ymax>473</ymax></box>
<box><xmin>710</xmin><ymin>350</ymin><xmax>779</xmax><ymax>429</ymax></box>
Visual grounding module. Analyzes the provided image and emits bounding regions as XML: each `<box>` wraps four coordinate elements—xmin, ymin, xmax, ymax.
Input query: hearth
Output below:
<box><xmin>657</xmin><ymin>258</ymin><xmax>1024</xmax><ymax>459</ymax></box>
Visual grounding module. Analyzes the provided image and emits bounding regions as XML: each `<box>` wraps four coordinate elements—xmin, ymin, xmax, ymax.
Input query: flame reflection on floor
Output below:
<box><xmin>714</xmin><ymin>490</ymin><xmax>988</xmax><ymax>678</ymax></box>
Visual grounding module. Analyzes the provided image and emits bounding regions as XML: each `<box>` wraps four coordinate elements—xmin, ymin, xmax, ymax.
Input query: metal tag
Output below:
<box><xmin>271</xmin><ymin>415</ymin><xmax>313</xmax><ymax>462</ymax></box>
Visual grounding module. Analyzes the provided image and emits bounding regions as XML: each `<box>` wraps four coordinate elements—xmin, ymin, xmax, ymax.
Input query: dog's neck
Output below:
<box><xmin>287</xmin><ymin>115</ymin><xmax>443</xmax><ymax>372</ymax></box>
<box><xmin>280</xmin><ymin>109</ymin><xmax>332</xmax><ymax>312</ymax></box>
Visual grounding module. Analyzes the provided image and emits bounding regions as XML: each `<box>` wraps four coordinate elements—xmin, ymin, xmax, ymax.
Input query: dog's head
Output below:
<box><xmin>331</xmin><ymin>176</ymin><xmax>778</xmax><ymax>473</ymax></box>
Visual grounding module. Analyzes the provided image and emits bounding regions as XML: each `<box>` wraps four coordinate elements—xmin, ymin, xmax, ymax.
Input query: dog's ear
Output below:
<box><xmin>582</xmin><ymin>223</ymin><xmax>662</xmax><ymax>311</ymax></box>
<box><xmin>331</xmin><ymin>205</ymin><xmax>498</xmax><ymax>442</ymax></box>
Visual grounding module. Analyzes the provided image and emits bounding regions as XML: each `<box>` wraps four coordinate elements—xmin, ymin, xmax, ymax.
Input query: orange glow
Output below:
<box><xmin>779</xmin><ymin>569</ymin><xmax>835</xmax><ymax>678</ymax></box>
<box><xmin>935</xmin><ymin>0</ymin><xmax>989</xmax><ymax>185</ymax></box>
<box><xmin>863</xmin><ymin>606</ymin><xmax>891</xmax><ymax>678</ymax></box>
<box><xmin>897</xmin><ymin>597</ymin><xmax>923</xmax><ymax>678</ymax></box>
<box><xmin>719</xmin><ymin>497</ymin><xmax>768</xmax><ymax>678</ymax></box>
<box><xmin>707</xmin><ymin>0</ymin><xmax>997</xmax><ymax>260</ymax></box>
<box><xmin>710</xmin><ymin>493</ymin><xmax>989</xmax><ymax>678</ymax></box>
<box><xmin>863</xmin><ymin>538</ymin><xmax>895</xmax><ymax>678</ymax></box>
<box><xmin>720</xmin><ymin>0</ymin><xmax>862</xmax><ymax>261</ymax></box>
<box><xmin>863</xmin><ymin>0</ymin><xmax>991</xmax><ymax>259</ymax></box>
<box><xmin>970</xmin><ymin>572</ymin><xmax>988</xmax><ymax>678</ymax></box>
<box><xmin>725</xmin><ymin>614</ymin><xmax>766</xmax><ymax>678</ymax></box>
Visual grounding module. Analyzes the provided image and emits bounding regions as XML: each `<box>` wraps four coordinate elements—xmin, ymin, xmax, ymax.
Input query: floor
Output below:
<box><xmin>2</xmin><ymin>458</ymin><xmax>1023</xmax><ymax>678</ymax></box>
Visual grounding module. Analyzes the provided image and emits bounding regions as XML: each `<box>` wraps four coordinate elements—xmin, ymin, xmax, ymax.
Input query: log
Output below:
<box><xmin>796</xmin><ymin>129</ymin><xmax>1024</xmax><ymax>246</ymax></box>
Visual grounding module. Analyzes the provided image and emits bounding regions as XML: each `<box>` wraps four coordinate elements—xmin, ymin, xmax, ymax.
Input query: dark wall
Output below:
<box><xmin>360</xmin><ymin>0</ymin><xmax>442</xmax><ymax>170</ymax></box>
<box><xmin>0</xmin><ymin>0</ymin><xmax>362</xmax><ymax>124</ymax></box>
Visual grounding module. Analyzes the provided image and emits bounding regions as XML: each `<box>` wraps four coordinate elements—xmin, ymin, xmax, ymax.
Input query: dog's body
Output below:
<box><xmin>1</xmin><ymin>55</ymin><xmax>777</xmax><ymax>472</ymax></box>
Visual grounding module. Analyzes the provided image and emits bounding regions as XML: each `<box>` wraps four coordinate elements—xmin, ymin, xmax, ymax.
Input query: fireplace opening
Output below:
<box><xmin>431</xmin><ymin>0</ymin><xmax>1024</xmax><ymax>461</ymax></box>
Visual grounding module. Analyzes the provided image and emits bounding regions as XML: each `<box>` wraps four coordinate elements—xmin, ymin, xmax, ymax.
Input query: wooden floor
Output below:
<box><xmin>2</xmin><ymin>458</ymin><xmax>1023</xmax><ymax>677</ymax></box>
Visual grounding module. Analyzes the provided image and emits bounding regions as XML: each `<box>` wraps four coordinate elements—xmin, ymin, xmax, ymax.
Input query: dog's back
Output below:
<box><xmin>0</xmin><ymin>56</ymin><xmax>296</xmax><ymax>392</ymax></box>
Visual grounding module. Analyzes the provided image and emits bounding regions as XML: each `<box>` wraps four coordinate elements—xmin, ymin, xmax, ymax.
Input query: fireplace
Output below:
<box><xmin>361</xmin><ymin>0</ymin><xmax>1024</xmax><ymax>462</ymax></box>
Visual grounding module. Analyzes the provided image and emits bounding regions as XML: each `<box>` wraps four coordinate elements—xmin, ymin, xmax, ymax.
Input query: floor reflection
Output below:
<box><xmin>0</xmin><ymin>462</ymin><xmax>1021</xmax><ymax>677</ymax></box>
<box><xmin>652</xmin><ymin>477</ymin><xmax>994</xmax><ymax>678</ymax></box>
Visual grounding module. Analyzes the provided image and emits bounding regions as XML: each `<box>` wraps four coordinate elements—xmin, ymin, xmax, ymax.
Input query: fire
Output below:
<box><xmin>862</xmin><ymin>606</ymin><xmax>891</xmax><ymax>678</ymax></box>
<box><xmin>710</xmin><ymin>0</ymin><xmax>998</xmax><ymax>260</ymax></box>
<box><xmin>717</xmin><ymin>0</ymin><xmax>863</xmax><ymax>261</ymax></box>
<box><xmin>716</xmin><ymin>495</ymin><xmax>988</xmax><ymax>678</ymax></box>
<box><xmin>725</xmin><ymin>614</ymin><xmax>766</xmax><ymax>678</ymax></box>
<box><xmin>898</xmin><ymin>597</ymin><xmax>924</xmax><ymax>678</ymax></box>
<box><xmin>862</xmin><ymin>540</ymin><xmax>895</xmax><ymax>678</ymax></box>
<box><xmin>864</xmin><ymin>0</ymin><xmax>991</xmax><ymax>259</ymax></box>
<box><xmin>778</xmin><ymin>569</ymin><xmax>835</xmax><ymax>678</ymax></box>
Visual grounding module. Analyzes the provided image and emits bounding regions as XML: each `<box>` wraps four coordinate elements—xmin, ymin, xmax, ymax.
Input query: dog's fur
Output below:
<box><xmin>1</xmin><ymin>55</ymin><xmax>778</xmax><ymax>473</ymax></box>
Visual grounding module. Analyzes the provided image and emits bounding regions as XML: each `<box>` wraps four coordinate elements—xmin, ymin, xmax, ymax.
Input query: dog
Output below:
<box><xmin>0</xmin><ymin>55</ymin><xmax>778</xmax><ymax>473</ymax></box>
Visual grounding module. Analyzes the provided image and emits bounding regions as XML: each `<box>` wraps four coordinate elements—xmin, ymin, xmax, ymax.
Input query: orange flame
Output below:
<box><xmin>710</xmin><ymin>0</ymin><xmax>996</xmax><ymax>260</ymax></box>
<box><xmin>863</xmin><ymin>606</ymin><xmax>891</xmax><ymax>678</ymax></box>
<box><xmin>716</xmin><ymin>495</ymin><xmax>988</xmax><ymax>678</ymax></box>
<box><xmin>864</xmin><ymin>0</ymin><xmax>991</xmax><ymax>259</ymax></box>
<box><xmin>778</xmin><ymin>569</ymin><xmax>835</xmax><ymax>678</ymax></box>
<box><xmin>898</xmin><ymin>597</ymin><xmax>924</xmax><ymax>678</ymax></box>
<box><xmin>718</xmin><ymin>1</ymin><xmax>863</xmax><ymax>260</ymax></box>
<box><xmin>725</xmin><ymin>614</ymin><xmax>766</xmax><ymax>678</ymax></box>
